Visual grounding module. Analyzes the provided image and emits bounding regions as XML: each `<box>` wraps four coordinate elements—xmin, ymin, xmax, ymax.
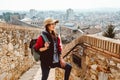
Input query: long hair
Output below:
<box><xmin>45</xmin><ymin>24</ymin><xmax>58</xmax><ymax>40</ymax></box>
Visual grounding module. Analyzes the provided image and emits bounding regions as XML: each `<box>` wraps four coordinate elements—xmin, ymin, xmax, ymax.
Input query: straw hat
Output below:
<box><xmin>44</xmin><ymin>18</ymin><xmax>59</xmax><ymax>27</ymax></box>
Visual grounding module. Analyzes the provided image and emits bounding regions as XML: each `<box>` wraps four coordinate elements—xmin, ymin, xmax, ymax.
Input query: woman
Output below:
<box><xmin>34</xmin><ymin>18</ymin><xmax>72</xmax><ymax>80</ymax></box>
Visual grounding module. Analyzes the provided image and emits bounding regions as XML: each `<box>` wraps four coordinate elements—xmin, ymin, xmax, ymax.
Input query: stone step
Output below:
<box><xmin>19</xmin><ymin>62</ymin><xmax>55</xmax><ymax>80</ymax></box>
<box><xmin>33</xmin><ymin>68</ymin><xmax>55</xmax><ymax>80</ymax></box>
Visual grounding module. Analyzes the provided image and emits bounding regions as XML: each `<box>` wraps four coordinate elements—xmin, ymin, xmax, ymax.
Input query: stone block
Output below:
<box><xmin>117</xmin><ymin>63</ymin><xmax>120</xmax><ymax>69</ymax></box>
<box><xmin>91</xmin><ymin>75</ymin><xmax>97</xmax><ymax>80</ymax></box>
<box><xmin>109</xmin><ymin>60</ymin><xmax>116</xmax><ymax>66</ymax></box>
<box><xmin>98</xmin><ymin>72</ymin><xmax>108</xmax><ymax>80</ymax></box>
<box><xmin>0</xmin><ymin>72</ymin><xmax>7</xmax><ymax>80</ymax></box>
<box><xmin>91</xmin><ymin>64</ymin><xmax>98</xmax><ymax>71</ymax></box>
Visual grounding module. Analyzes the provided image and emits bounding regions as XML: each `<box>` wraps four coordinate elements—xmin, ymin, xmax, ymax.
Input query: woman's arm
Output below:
<box><xmin>58</xmin><ymin>37</ymin><xmax>62</xmax><ymax>53</ymax></box>
<box><xmin>34</xmin><ymin>36</ymin><xmax>49</xmax><ymax>52</ymax></box>
<box><xmin>58</xmin><ymin>37</ymin><xmax>66</xmax><ymax>68</ymax></box>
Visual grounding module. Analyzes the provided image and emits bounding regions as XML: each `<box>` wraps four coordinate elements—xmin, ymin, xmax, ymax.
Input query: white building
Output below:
<box><xmin>66</xmin><ymin>8</ymin><xmax>74</xmax><ymax>20</ymax></box>
<box><xmin>64</xmin><ymin>22</ymin><xmax>77</xmax><ymax>30</ymax></box>
<box><xmin>29</xmin><ymin>9</ymin><xmax>37</xmax><ymax>18</ymax></box>
<box><xmin>20</xmin><ymin>17</ymin><xmax>43</xmax><ymax>26</ymax></box>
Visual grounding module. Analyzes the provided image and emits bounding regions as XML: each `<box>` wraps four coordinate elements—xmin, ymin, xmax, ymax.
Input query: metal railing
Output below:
<box><xmin>63</xmin><ymin>43</ymin><xmax>82</xmax><ymax>58</ymax></box>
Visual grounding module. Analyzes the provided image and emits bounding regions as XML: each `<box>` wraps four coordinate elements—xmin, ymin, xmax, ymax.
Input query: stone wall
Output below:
<box><xmin>83</xmin><ymin>35</ymin><xmax>120</xmax><ymax>80</ymax></box>
<box><xmin>83</xmin><ymin>45</ymin><xmax>120</xmax><ymax>80</ymax></box>
<box><xmin>0</xmin><ymin>23</ymin><xmax>40</xmax><ymax>80</ymax></box>
<box><xmin>56</xmin><ymin>35</ymin><xmax>120</xmax><ymax>80</ymax></box>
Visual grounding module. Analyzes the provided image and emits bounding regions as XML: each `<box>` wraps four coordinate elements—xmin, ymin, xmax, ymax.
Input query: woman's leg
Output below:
<box><xmin>54</xmin><ymin>62</ymin><xmax>72</xmax><ymax>80</ymax></box>
<box><xmin>64</xmin><ymin>63</ymin><xmax>72</xmax><ymax>80</ymax></box>
<box><xmin>41</xmin><ymin>63</ymin><xmax>50</xmax><ymax>80</ymax></box>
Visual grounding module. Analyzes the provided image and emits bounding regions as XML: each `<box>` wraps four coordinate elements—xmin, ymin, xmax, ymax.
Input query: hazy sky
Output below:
<box><xmin>0</xmin><ymin>0</ymin><xmax>120</xmax><ymax>11</ymax></box>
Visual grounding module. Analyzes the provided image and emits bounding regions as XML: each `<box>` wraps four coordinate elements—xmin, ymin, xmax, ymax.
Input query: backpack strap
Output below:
<box><xmin>41</xmin><ymin>33</ymin><xmax>49</xmax><ymax>42</ymax></box>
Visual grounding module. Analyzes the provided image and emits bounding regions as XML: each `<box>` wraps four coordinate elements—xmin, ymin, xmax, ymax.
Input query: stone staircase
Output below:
<box><xmin>19</xmin><ymin>62</ymin><xmax>55</xmax><ymax>80</ymax></box>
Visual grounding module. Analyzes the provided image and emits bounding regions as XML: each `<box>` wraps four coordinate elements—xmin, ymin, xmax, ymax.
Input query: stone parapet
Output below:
<box><xmin>58</xmin><ymin>34</ymin><xmax>120</xmax><ymax>80</ymax></box>
<box><xmin>83</xmin><ymin>35</ymin><xmax>120</xmax><ymax>54</ymax></box>
<box><xmin>0</xmin><ymin>22</ymin><xmax>41</xmax><ymax>80</ymax></box>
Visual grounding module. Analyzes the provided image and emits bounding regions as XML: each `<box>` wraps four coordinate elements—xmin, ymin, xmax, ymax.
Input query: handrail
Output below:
<box><xmin>63</xmin><ymin>43</ymin><xmax>82</xmax><ymax>58</ymax></box>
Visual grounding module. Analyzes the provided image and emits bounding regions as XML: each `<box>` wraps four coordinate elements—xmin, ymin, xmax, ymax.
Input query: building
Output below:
<box><xmin>20</xmin><ymin>17</ymin><xmax>43</xmax><ymax>27</ymax></box>
<box><xmin>29</xmin><ymin>9</ymin><xmax>37</xmax><ymax>18</ymax></box>
<box><xmin>66</xmin><ymin>8</ymin><xmax>74</xmax><ymax>20</ymax></box>
<box><xmin>64</xmin><ymin>22</ymin><xmax>77</xmax><ymax>30</ymax></box>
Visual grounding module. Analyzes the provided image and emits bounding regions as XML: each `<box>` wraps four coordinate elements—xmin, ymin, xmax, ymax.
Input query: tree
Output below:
<box><xmin>13</xmin><ymin>13</ymin><xmax>21</xmax><ymax>19</ymax></box>
<box><xmin>0</xmin><ymin>15</ymin><xmax>3</xmax><ymax>19</ymax></box>
<box><xmin>77</xmin><ymin>25</ymin><xmax>80</xmax><ymax>29</ymax></box>
<box><xmin>103</xmin><ymin>24</ymin><xmax>115</xmax><ymax>38</ymax></box>
<box><xmin>3</xmin><ymin>12</ymin><xmax>12</xmax><ymax>22</ymax></box>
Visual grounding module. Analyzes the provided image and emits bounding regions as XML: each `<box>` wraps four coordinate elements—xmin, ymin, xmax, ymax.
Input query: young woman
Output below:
<box><xmin>34</xmin><ymin>18</ymin><xmax>72</xmax><ymax>80</ymax></box>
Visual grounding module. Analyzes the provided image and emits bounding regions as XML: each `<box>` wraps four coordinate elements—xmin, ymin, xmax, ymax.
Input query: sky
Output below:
<box><xmin>0</xmin><ymin>0</ymin><xmax>120</xmax><ymax>11</ymax></box>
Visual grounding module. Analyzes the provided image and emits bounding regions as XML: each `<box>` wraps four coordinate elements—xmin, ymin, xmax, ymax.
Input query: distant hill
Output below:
<box><xmin>0</xmin><ymin>10</ymin><xmax>28</xmax><ymax>15</ymax></box>
<box><xmin>0</xmin><ymin>10</ymin><xmax>14</xmax><ymax>15</ymax></box>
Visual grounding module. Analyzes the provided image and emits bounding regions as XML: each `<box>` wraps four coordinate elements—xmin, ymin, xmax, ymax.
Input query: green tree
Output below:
<box><xmin>13</xmin><ymin>13</ymin><xmax>21</xmax><ymax>19</ymax></box>
<box><xmin>3</xmin><ymin>12</ymin><xmax>12</xmax><ymax>22</ymax></box>
<box><xmin>0</xmin><ymin>15</ymin><xmax>3</xmax><ymax>19</ymax></box>
<box><xmin>77</xmin><ymin>25</ymin><xmax>80</xmax><ymax>29</ymax></box>
<box><xmin>103</xmin><ymin>24</ymin><xmax>115</xmax><ymax>38</ymax></box>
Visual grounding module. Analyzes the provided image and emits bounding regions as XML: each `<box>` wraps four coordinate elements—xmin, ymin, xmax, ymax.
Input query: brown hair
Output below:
<box><xmin>45</xmin><ymin>24</ymin><xmax>58</xmax><ymax>40</ymax></box>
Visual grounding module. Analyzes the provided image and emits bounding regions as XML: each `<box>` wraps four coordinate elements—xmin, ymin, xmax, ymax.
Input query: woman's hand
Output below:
<box><xmin>39</xmin><ymin>42</ymin><xmax>50</xmax><ymax>52</ymax></box>
<box><xmin>60</xmin><ymin>57</ymin><xmax>66</xmax><ymax>68</ymax></box>
<box><xmin>44</xmin><ymin>42</ymin><xmax>50</xmax><ymax>49</ymax></box>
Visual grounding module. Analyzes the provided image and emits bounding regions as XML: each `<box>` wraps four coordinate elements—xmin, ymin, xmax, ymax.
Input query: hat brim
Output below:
<box><xmin>53</xmin><ymin>20</ymin><xmax>59</xmax><ymax>24</ymax></box>
<box><xmin>44</xmin><ymin>19</ymin><xmax>59</xmax><ymax>27</ymax></box>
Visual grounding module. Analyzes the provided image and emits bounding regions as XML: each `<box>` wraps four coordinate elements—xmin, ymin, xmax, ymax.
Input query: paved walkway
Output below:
<box><xmin>19</xmin><ymin>61</ymin><xmax>55</xmax><ymax>80</ymax></box>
